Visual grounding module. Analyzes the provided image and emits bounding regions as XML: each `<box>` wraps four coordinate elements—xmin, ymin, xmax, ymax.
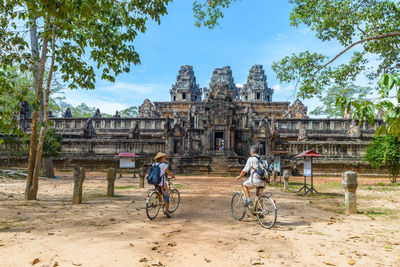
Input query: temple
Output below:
<box><xmin>3</xmin><ymin>65</ymin><xmax>383</xmax><ymax>176</ymax></box>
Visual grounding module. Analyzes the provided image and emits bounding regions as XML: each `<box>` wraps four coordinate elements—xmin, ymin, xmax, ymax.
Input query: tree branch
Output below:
<box><xmin>312</xmin><ymin>31</ymin><xmax>400</xmax><ymax>81</ymax></box>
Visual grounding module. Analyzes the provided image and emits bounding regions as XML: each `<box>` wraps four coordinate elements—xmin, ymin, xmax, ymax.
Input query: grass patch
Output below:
<box><xmin>172</xmin><ymin>184</ymin><xmax>184</xmax><ymax>189</ymax></box>
<box><xmin>359</xmin><ymin>184</ymin><xmax>400</xmax><ymax>192</ymax></box>
<box><xmin>115</xmin><ymin>185</ymin><xmax>136</xmax><ymax>190</ymax></box>
<box><xmin>357</xmin><ymin>208</ymin><xmax>399</xmax><ymax>218</ymax></box>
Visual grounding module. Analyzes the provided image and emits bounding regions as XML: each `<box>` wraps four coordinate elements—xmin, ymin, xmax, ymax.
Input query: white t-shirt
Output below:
<box><xmin>157</xmin><ymin>162</ymin><xmax>168</xmax><ymax>186</ymax></box>
<box><xmin>242</xmin><ymin>154</ymin><xmax>261</xmax><ymax>180</ymax></box>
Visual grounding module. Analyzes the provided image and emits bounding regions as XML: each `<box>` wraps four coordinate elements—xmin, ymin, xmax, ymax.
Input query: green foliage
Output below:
<box><xmin>119</xmin><ymin>106</ymin><xmax>138</xmax><ymax>118</ymax></box>
<box><xmin>0</xmin><ymin>0</ymin><xmax>172</xmax><ymax>89</ymax></box>
<box><xmin>42</xmin><ymin>128</ymin><xmax>62</xmax><ymax>158</ymax></box>
<box><xmin>69</xmin><ymin>103</ymin><xmax>96</xmax><ymax>118</ymax></box>
<box><xmin>270</xmin><ymin>0</ymin><xmax>400</xmax><ymax>136</ymax></box>
<box><xmin>364</xmin><ymin>135</ymin><xmax>400</xmax><ymax>183</ymax></box>
<box><xmin>193</xmin><ymin>0</ymin><xmax>237</xmax><ymax>29</ymax></box>
<box><xmin>337</xmin><ymin>73</ymin><xmax>400</xmax><ymax>137</ymax></box>
<box><xmin>311</xmin><ymin>84</ymin><xmax>373</xmax><ymax>117</ymax></box>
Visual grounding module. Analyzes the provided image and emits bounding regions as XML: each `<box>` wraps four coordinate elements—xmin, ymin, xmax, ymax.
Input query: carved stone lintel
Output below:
<box><xmin>138</xmin><ymin>99</ymin><xmax>160</xmax><ymax>118</ymax></box>
<box><xmin>348</xmin><ymin>120</ymin><xmax>361</xmax><ymax>138</ymax></box>
<box><xmin>298</xmin><ymin>124</ymin><xmax>307</xmax><ymax>141</ymax></box>
<box><xmin>283</xmin><ymin>99</ymin><xmax>308</xmax><ymax>119</ymax></box>
<box><xmin>81</xmin><ymin>118</ymin><xmax>96</xmax><ymax>138</ymax></box>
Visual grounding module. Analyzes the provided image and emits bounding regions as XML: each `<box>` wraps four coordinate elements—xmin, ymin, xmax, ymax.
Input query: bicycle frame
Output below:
<box><xmin>236</xmin><ymin>190</ymin><xmax>275</xmax><ymax>215</ymax></box>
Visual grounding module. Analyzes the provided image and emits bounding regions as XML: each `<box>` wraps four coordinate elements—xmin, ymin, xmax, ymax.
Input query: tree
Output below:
<box><xmin>311</xmin><ymin>84</ymin><xmax>373</xmax><ymax>117</ymax></box>
<box><xmin>70</xmin><ymin>103</ymin><xmax>96</xmax><ymax>118</ymax></box>
<box><xmin>1</xmin><ymin>0</ymin><xmax>171</xmax><ymax>200</ymax></box>
<box><xmin>193</xmin><ymin>0</ymin><xmax>400</xmax><ymax>137</ymax></box>
<box><xmin>119</xmin><ymin>106</ymin><xmax>139</xmax><ymax>118</ymax></box>
<box><xmin>365</xmin><ymin>135</ymin><xmax>400</xmax><ymax>183</ymax></box>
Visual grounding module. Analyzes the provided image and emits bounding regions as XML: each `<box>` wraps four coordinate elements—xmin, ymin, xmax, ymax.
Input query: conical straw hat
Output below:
<box><xmin>154</xmin><ymin>152</ymin><xmax>167</xmax><ymax>160</ymax></box>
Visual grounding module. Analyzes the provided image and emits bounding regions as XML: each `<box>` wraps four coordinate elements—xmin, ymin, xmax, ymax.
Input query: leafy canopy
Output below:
<box><xmin>194</xmin><ymin>0</ymin><xmax>400</xmax><ymax>137</ymax></box>
<box><xmin>364</xmin><ymin>135</ymin><xmax>400</xmax><ymax>183</ymax></box>
<box><xmin>311</xmin><ymin>84</ymin><xmax>373</xmax><ymax>117</ymax></box>
<box><xmin>0</xmin><ymin>0</ymin><xmax>171</xmax><ymax>135</ymax></box>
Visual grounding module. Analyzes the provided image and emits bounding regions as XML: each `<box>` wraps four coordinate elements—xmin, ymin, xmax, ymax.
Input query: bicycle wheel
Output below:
<box><xmin>169</xmin><ymin>188</ymin><xmax>180</xmax><ymax>213</ymax></box>
<box><xmin>255</xmin><ymin>195</ymin><xmax>277</xmax><ymax>229</ymax></box>
<box><xmin>231</xmin><ymin>192</ymin><xmax>246</xmax><ymax>221</ymax></box>
<box><xmin>146</xmin><ymin>191</ymin><xmax>161</xmax><ymax>220</ymax></box>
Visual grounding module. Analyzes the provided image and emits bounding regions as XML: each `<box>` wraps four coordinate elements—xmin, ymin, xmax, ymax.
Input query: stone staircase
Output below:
<box><xmin>209</xmin><ymin>152</ymin><xmax>230</xmax><ymax>176</ymax></box>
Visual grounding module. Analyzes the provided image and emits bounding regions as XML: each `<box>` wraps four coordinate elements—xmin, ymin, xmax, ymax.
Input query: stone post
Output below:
<box><xmin>107</xmin><ymin>167</ymin><xmax>117</xmax><ymax>197</ymax></box>
<box><xmin>273</xmin><ymin>171</ymin><xmax>278</xmax><ymax>185</ymax></box>
<box><xmin>342</xmin><ymin>171</ymin><xmax>358</xmax><ymax>215</ymax></box>
<box><xmin>72</xmin><ymin>166</ymin><xmax>85</xmax><ymax>204</ymax></box>
<box><xmin>283</xmin><ymin>169</ymin><xmax>290</xmax><ymax>191</ymax></box>
<box><xmin>138</xmin><ymin>167</ymin><xmax>146</xmax><ymax>188</ymax></box>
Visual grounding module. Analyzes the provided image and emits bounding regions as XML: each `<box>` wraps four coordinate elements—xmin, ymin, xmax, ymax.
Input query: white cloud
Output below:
<box><xmin>236</xmin><ymin>83</ymin><xmax>244</xmax><ymax>88</ymax></box>
<box><xmin>99</xmin><ymin>82</ymin><xmax>159</xmax><ymax>95</ymax></box>
<box><xmin>272</xmin><ymin>84</ymin><xmax>281</xmax><ymax>91</ymax></box>
<box><xmin>62</xmin><ymin>82</ymin><xmax>170</xmax><ymax>114</ymax></box>
<box><xmin>275</xmin><ymin>33</ymin><xmax>288</xmax><ymax>41</ymax></box>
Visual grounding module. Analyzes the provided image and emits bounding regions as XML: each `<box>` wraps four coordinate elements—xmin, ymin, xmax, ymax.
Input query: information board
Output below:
<box><xmin>119</xmin><ymin>158</ymin><xmax>135</xmax><ymax>168</ymax></box>
<box><xmin>274</xmin><ymin>156</ymin><xmax>280</xmax><ymax>173</ymax></box>
<box><xmin>304</xmin><ymin>159</ymin><xmax>312</xmax><ymax>177</ymax></box>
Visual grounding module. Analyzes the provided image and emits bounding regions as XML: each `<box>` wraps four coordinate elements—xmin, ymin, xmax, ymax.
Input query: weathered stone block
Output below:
<box><xmin>342</xmin><ymin>171</ymin><xmax>358</xmax><ymax>215</ymax></box>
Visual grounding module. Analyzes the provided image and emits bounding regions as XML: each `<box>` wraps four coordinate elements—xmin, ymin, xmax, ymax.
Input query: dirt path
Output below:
<box><xmin>0</xmin><ymin>174</ymin><xmax>399</xmax><ymax>266</ymax></box>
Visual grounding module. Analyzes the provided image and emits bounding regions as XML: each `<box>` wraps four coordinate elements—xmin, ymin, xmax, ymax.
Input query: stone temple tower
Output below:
<box><xmin>241</xmin><ymin>65</ymin><xmax>273</xmax><ymax>102</ymax></box>
<box><xmin>208</xmin><ymin>66</ymin><xmax>240</xmax><ymax>100</ymax></box>
<box><xmin>170</xmin><ymin>65</ymin><xmax>202</xmax><ymax>102</ymax></box>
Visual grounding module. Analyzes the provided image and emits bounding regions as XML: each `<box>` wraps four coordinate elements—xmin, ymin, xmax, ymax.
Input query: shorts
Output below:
<box><xmin>243</xmin><ymin>176</ymin><xmax>264</xmax><ymax>189</ymax></box>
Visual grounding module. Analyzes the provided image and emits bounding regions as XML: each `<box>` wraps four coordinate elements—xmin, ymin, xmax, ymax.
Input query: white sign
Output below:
<box><xmin>304</xmin><ymin>159</ymin><xmax>312</xmax><ymax>177</ymax></box>
<box><xmin>119</xmin><ymin>158</ymin><xmax>135</xmax><ymax>168</ymax></box>
<box><xmin>274</xmin><ymin>156</ymin><xmax>280</xmax><ymax>172</ymax></box>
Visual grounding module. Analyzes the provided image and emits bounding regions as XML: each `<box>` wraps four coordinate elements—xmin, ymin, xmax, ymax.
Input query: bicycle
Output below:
<box><xmin>231</xmin><ymin>186</ymin><xmax>277</xmax><ymax>229</ymax></box>
<box><xmin>146</xmin><ymin>177</ymin><xmax>180</xmax><ymax>220</ymax></box>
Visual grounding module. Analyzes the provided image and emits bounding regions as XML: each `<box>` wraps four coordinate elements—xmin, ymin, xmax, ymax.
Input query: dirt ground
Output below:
<box><xmin>1</xmin><ymin>173</ymin><xmax>400</xmax><ymax>267</ymax></box>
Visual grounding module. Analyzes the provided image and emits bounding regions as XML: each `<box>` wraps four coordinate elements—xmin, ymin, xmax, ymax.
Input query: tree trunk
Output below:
<box><xmin>391</xmin><ymin>173</ymin><xmax>397</xmax><ymax>184</ymax></box>
<box><xmin>41</xmin><ymin>158</ymin><xmax>54</xmax><ymax>178</ymax></box>
<box><xmin>25</xmin><ymin>18</ymin><xmax>53</xmax><ymax>200</ymax></box>
<box><xmin>107</xmin><ymin>167</ymin><xmax>117</xmax><ymax>197</ymax></box>
<box><xmin>72</xmin><ymin>166</ymin><xmax>85</xmax><ymax>204</ymax></box>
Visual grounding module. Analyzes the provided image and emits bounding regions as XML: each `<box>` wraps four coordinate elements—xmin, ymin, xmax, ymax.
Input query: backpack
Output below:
<box><xmin>253</xmin><ymin>156</ymin><xmax>268</xmax><ymax>181</ymax></box>
<box><xmin>146</xmin><ymin>163</ymin><xmax>162</xmax><ymax>185</ymax></box>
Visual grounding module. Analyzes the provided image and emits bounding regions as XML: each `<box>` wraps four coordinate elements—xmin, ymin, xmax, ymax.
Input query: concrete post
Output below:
<box><xmin>72</xmin><ymin>166</ymin><xmax>85</xmax><ymax>204</ymax></box>
<box><xmin>107</xmin><ymin>167</ymin><xmax>116</xmax><ymax>197</ymax></box>
<box><xmin>342</xmin><ymin>171</ymin><xmax>358</xmax><ymax>215</ymax></box>
<box><xmin>138</xmin><ymin>167</ymin><xmax>146</xmax><ymax>188</ymax></box>
<box><xmin>283</xmin><ymin>169</ymin><xmax>290</xmax><ymax>191</ymax></box>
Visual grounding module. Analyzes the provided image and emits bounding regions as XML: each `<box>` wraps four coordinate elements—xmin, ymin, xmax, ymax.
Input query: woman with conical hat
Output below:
<box><xmin>153</xmin><ymin>152</ymin><xmax>175</xmax><ymax>218</ymax></box>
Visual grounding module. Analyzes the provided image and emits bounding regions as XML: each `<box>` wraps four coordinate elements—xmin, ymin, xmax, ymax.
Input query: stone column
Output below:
<box><xmin>72</xmin><ymin>166</ymin><xmax>85</xmax><ymax>204</ymax></box>
<box><xmin>138</xmin><ymin>167</ymin><xmax>146</xmax><ymax>188</ymax></box>
<box><xmin>283</xmin><ymin>169</ymin><xmax>290</xmax><ymax>191</ymax></box>
<box><xmin>107</xmin><ymin>167</ymin><xmax>117</xmax><ymax>197</ymax></box>
<box><xmin>342</xmin><ymin>171</ymin><xmax>358</xmax><ymax>214</ymax></box>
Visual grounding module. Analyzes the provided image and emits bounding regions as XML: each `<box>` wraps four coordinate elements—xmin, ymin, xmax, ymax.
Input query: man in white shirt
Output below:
<box><xmin>236</xmin><ymin>145</ymin><xmax>264</xmax><ymax>207</ymax></box>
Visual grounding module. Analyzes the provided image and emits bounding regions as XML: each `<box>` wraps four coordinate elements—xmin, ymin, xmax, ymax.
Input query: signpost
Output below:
<box><xmin>295</xmin><ymin>149</ymin><xmax>322</xmax><ymax>195</ymax></box>
<box><xmin>116</xmin><ymin>153</ymin><xmax>137</xmax><ymax>178</ymax></box>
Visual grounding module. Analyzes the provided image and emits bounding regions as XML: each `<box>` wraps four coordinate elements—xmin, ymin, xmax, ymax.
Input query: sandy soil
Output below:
<box><xmin>0</xmin><ymin>173</ymin><xmax>399</xmax><ymax>267</ymax></box>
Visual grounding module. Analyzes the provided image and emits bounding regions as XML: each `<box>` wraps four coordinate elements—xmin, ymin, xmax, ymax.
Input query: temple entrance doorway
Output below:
<box><xmin>215</xmin><ymin>131</ymin><xmax>224</xmax><ymax>151</ymax></box>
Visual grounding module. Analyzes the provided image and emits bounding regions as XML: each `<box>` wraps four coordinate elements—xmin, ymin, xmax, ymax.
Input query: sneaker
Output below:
<box><xmin>244</xmin><ymin>199</ymin><xmax>253</xmax><ymax>207</ymax></box>
<box><xmin>248</xmin><ymin>200</ymin><xmax>253</xmax><ymax>207</ymax></box>
<box><xmin>163</xmin><ymin>210</ymin><xmax>171</xmax><ymax>218</ymax></box>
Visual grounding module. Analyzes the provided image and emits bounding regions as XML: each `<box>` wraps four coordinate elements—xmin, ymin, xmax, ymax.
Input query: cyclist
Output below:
<box><xmin>153</xmin><ymin>152</ymin><xmax>175</xmax><ymax>218</ymax></box>
<box><xmin>236</xmin><ymin>145</ymin><xmax>264</xmax><ymax>207</ymax></box>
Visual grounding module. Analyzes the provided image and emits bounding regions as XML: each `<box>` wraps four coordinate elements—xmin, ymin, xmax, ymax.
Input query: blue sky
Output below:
<box><xmin>63</xmin><ymin>0</ymin><xmax>346</xmax><ymax>115</ymax></box>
